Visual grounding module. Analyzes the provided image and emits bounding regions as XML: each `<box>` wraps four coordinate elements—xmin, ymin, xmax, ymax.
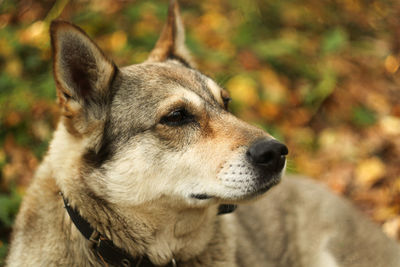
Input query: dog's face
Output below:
<box><xmin>50</xmin><ymin>1</ymin><xmax>287</xmax><ymax>207</ymax></box>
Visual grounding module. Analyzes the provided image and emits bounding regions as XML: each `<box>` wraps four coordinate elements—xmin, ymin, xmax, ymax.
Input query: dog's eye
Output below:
<box><xmin>222</xmin><ymin>96</ymin><xmax>231</xmax><ymax>110</ymax></box>
<box><xmin>160</xmin><ymin>109</ymin><xmax>194</xmax><ymax>126</ymax></box>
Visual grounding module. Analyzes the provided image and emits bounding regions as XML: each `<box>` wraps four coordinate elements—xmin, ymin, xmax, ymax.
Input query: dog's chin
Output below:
<box><xmin>190</xmin><ymin>173</ymin><xmax>283</xmax><ymax>203</ymax></box>
<box><xmin>228</xmin><ymin>174</ymin><xmax>282</xmax><ymax>202</ymax></box>
<box><xmin>239</xmin><ymin>176</ymin><xmax>281</xmax><ymax>200</ymax></box>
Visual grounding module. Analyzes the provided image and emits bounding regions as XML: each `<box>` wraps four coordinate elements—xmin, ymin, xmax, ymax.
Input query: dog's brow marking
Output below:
<box><xmin>193</xmin><ymin>71</ymin><xmax>220</xmax><ymax>106</ymax></box>
<box><xmin>205</xmin><ymin>77</ymin><xmax>223</xmax><ymax>105</ymax></box>
<box><xmin>160</xmin><ymin>87</ymin><xmax>203</xmax><ymax>112</ymax></box>
<box><xmin>178</xmin><ymin>87</ymin><xmax>203</xmax><ymax>108</ymax></box>
<box><xmin>185</xmin><ymin>92</ymin><xmax>203</xmax><ymax>108</ymax></box>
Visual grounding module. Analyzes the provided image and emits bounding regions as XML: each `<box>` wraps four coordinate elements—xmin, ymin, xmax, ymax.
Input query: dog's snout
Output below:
<box><xmin>246</xmin><ymin>139</ymin><xmax>288</xmax><ymax>172</ymax></box>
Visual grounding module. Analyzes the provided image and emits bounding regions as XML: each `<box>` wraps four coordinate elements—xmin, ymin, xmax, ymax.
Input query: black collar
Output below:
<box><xmin>60</xmin><ymin>192</ymin><xmax>236</xmax><ymax>267</ymax></box>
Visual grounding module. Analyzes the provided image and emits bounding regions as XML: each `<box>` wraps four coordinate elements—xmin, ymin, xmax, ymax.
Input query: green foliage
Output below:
<box><xmin>0</xmin><ymin>242</ymin><xmax>8</xmax><ymax>267</ymax></box>
<box><xmin>253</xmin><ymin>38</ymin><xmax>299</xmax><ymax>59</ymax></box>
<box><xmin>0</xmin><ymin>188</ymin><xmax>21</xmax><ymax>228</ymax></box>
<box><xmin>304</xmin><ymin>68</ymin><xmax>337</xmax><ymax>109</ymax></box>
<box><xmin>352</xmin><ymin>106</ymin><xmax>377</xmax><ymax>127</ymax></box>
<box><xmin>321</xmin><ymin>28</ymin><xmax>348</xmax><ymax>54</ymax></box>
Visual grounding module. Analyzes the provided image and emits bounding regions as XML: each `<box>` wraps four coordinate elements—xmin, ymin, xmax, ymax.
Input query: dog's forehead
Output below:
<box><xmin>117</xmin><ymin>62</ymin><xmax>221</xmax><ymax>106</ymax></box>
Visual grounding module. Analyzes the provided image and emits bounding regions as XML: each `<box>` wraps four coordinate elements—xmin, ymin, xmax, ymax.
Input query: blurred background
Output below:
<box><xmin>1</xmin><ymin>0</ymin><xmax>400</xmax><ymax>264</ymax></box>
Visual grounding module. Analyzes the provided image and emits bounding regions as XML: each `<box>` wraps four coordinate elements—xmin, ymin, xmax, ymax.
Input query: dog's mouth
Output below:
<box><xmin>190</xmin><ymin>171</ymin><xmax>283</xmax><ymax>202</ymax></box>
<box><xmin>190</xmin><ymin>193</ymin><xmax>213</xmax><ymax>200</ymax></box>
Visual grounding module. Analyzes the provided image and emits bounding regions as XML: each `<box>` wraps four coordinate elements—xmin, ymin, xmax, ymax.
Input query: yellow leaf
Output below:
<box><xmin>226</xmin><ymin>75</ymin><xmax>258</xmax><ymax>107</ymax></box>
<box><xmin>380</xmin><ymin>116</ymin><xmax>400</xmax><ymax>135</ymax></box>
<box><xmin>385</xmin><ymin>55</ymin><xmax>399</xmax><ymax>74</ymax></box>
<box><xmin>260</xmin><ymin>68</ymin><xmax>288</xmax><ymax>103</ymax></box>
<box><xmin>318</xmin><ymin>128</ymin><xmax>337</xmax><ymax>149</ymax></box>
<box><xmin>201</xmin><ymin>12</ymin><xmax>228</xmax><ymax>32</ymax></box>
<box><xmin>110</xmin><ymin>31</ymin><xmax>127</xmax><ymax>52</ymax></box>
<box><xmin>5</xmin><ymin>58</ymin><xmax>22</xmax><ymax>77</ymax></box>
<box><xmin>355</xmin><ymin>157</ymin><xmax>385</xmax><ymax>187</ymax></box>
<box><xmin>19</xmin><ymin>21</ymin><xmax>48</xmax><ymax>47</ymax></box>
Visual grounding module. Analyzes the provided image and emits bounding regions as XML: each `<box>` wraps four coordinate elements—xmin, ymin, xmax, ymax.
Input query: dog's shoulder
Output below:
<box><xmin>234</xmin><ymin>176</ymin><xmax>400</xmax><ymax>267</ymax></box>
<box><xmin>6</xmin><ymin>163</ymin><xmax>73</xmax><ymax>266</ymax></box>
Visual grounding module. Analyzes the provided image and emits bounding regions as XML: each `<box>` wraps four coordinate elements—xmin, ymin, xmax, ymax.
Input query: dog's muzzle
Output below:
<box><xmin>195</xmin><ymin>138</ymin><xmax>288</xmax><ymax>201</ymax></box>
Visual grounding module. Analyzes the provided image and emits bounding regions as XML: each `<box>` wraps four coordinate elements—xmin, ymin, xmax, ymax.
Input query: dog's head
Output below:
<box><xmin>49</xmin><ymin>0</ymin><xmax>288</xmax><ymax>207</ymax></box>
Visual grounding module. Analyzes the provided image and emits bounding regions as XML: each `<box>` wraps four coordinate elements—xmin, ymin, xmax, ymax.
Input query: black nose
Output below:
<box><xmin>246</xmin><ymin>139</ymin><xmax>288</xmax><ymax>172</ymax></box>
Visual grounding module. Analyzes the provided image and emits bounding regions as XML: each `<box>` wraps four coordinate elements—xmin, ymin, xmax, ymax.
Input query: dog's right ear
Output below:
<box><xmin>50</xmin><ymin>21</ymin><xmax>117</xmax><ymax>118</ymax></box>
<box><xmin>147</xmin><ymin>0</ymin><xmax>194</xmax><ymax>67</ymax></box>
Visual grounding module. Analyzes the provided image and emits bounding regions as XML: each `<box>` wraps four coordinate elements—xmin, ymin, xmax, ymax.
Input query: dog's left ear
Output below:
<box><xmin>50</xmin><ymin>21</ymin><xmax>117</xmax><ymax>136</ymax></box>
<box><xmin>50</xmin><ymin>21</ymin><xmax>117</xmax><ymax>114</ymax></box>
<box><xmin>147</xmin><ymin>0</ymin><xmax>194</xmax><ymax>67</ymax></box>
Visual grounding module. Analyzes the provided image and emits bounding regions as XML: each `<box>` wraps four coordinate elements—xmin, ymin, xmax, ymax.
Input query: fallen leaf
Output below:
<box><xmin>355</xmin><ymin>157</ymin><xmax>386</xmax><ymax>188</ymax></box>
<box><xmin>380</xmin><ymin>116</ymin><xmax>400</xmax><ymax>135</ymax></box>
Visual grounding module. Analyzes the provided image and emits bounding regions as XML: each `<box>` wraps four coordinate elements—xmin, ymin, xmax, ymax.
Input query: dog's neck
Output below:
<box><xmin>60</xmin><ymin>190</ymin><xmax>219</xmax><ymax>265</ymax></box>
<box><xmin>47</xmin><ymin>124</ymin><xmax>236</xmax><ymax>266</ymax></box>
<box><xmin>58</xmin><ymin>185</ymin><xmax>233</xmax><ymax>266</ymax></box>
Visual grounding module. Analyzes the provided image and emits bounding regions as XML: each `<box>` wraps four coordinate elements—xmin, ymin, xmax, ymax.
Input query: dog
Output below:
<box><xmin>6</xmin><ymin>0</ymin><xmax>400</xmax><ymax>266</ymax></box>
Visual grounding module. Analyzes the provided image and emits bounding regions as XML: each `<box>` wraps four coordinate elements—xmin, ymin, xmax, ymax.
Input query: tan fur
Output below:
<box><xmin>7</xmin><ymin>1</ymin><xmax>400</xmax><ymax>266</ymax></box>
